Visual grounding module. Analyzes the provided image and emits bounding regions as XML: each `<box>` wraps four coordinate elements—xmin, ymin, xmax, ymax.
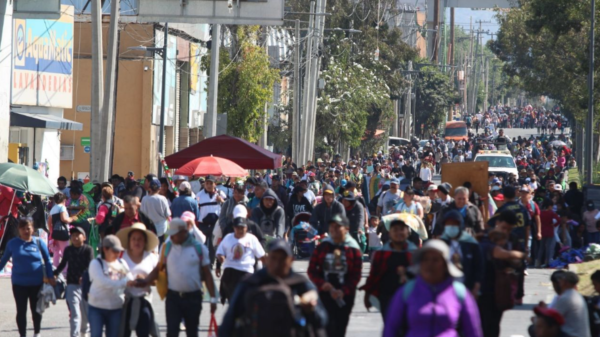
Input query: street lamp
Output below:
<box><xmin>129</xmin><ymin>22</ymin><xmax>168</xmax><ymax>176</ymax></box>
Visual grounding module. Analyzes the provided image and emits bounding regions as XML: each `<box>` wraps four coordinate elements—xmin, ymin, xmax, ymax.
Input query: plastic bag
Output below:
<box><xmin>208</xmin><ymin>314</ymin><xmax>218</xmax><ymax>337</ymax></box>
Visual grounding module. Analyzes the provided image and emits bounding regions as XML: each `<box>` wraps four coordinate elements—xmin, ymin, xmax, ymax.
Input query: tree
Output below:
<box><xmin>202</xmin><ymin>26</ymin><xmax>280</xmax><ymax>142</ymax></box>
<box><xmin>413</xmin><ymin>64</ymin><xmax>455</xmax><ymax>136</ymax></box>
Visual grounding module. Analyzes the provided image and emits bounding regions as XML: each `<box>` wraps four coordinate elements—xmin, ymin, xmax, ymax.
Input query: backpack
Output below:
<box><xmin>241</xmin><ymin>273</ymin><xmax>308</xmax><ymax>337</ymax></box>
<box><xmin>98</xmin><ymin>201</ymin><xmax>115</xmax><ymax>235</ymax></box>
<box><xmin>585</xmin><ymin>296</ymin><xmax>600</xmax><ymax>337</ymax></box>
<box><xmin>157</xmin><ymin>239</ymin><xmax>204</xmax><ymax>300</ymax></box>
<box><xmin>400</xmin><ymin>279</ymin><xmax>466</xmax><ymax>335</ymax></box>
<box><xmin>51</xmin><ymin>210</ymin><xmax>70</xmax><ymax>241</ymax></box>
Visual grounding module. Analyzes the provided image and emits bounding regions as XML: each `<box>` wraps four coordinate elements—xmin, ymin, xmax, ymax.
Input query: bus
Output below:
<box><xmin>444</xmin><ymin>121</ymin><xmax>468</xmax><ymax>141</ymax></box>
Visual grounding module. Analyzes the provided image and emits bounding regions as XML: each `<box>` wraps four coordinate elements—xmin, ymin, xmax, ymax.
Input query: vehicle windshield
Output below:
<box><xmin>389</xmin><ymin>138</ymin><xmax>410</xmax><ymax>147</ymax></box>
<box><xmin>445</xmin><ymin>127</ymin><xmax>468</xmax><ymax>137</ymax></box>
<box><xmin>475</xmin><ymin>156</ymin><xmax>516</xmax><ymax>168</ymax></box>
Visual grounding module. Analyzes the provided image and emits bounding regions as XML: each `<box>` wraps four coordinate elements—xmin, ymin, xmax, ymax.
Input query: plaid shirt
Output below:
<box><xmin>307</xmin><ymin>239</ymin><xmax>362</xmax><ymax>296</ymax></box>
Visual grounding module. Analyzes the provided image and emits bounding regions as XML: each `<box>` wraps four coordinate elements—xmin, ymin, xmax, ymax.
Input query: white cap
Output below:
<box><xmin>179</xmin><ymin>181</ymin><xmax>191</xmax><ymax>193</ymax></box>
<box><xmin>233</xmin><ymin>204</ymin><xmax>248</xmax><ymax>219</ymax></box>
<box><xmin>554</xmin><ymin>184</ymin><xmax>563</xmax><ymax>191</ymax></box>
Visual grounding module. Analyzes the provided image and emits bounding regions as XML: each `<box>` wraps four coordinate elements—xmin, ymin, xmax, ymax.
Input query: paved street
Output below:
<box><xmin>0</xmin><ymin>261</ymin><xmax>556</xmax><ymax>337</ymax></box>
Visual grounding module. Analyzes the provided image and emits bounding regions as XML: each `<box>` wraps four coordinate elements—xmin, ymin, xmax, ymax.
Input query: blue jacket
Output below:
<box><xmin>0</xmin><ymin>237</ymin><xmax>53</xmax><ymax>286</ymax></box>
<box><xmin>170</xmin><ymin>195</ymin><xmax>200</xmax><ymax>220</ymax></box>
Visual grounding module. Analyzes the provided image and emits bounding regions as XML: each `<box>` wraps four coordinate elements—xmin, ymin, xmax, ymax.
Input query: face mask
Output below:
<box><xmin>444</xmin><ymin>226</ymin><xmax>461</xmax><ymax>239</ymax></box>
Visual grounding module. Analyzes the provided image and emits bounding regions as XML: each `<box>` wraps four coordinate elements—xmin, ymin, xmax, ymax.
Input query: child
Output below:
<box><xmin>54</xmin><ymin>227</ymin><xmax>94</xmax><ymax>337</ymax></box>
<box><xmin>367</xmin><ymin>216</ymin><xmax>383</xmax><ymax>257</ymax></box>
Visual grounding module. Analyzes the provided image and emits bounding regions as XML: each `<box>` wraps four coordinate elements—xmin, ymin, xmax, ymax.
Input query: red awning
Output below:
<box><xmin>164</xmin><ymin>135</ymin><xmax>283</xmax><ymax>170</ymax></box>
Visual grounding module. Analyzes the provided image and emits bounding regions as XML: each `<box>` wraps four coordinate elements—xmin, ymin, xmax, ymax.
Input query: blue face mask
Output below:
<box><xmin>444</xmin><ymin>226</ymin><xmax>461</xmax><ymax>239</ymax></box>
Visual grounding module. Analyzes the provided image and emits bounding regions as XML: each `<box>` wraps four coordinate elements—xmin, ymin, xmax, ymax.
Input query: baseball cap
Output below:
<box><xmin>520</xmin><ymin>185</ymin><xmax>531</xmax><ymax>193</ymax></box>
<box><xmin>533</xmin><ymin>307</ymin><xmax>565</xmax><ymax>326</ymax></box>
<box><xmin>554</xmin><ymin>184</ymin><xmax>563</xmax><ymax>191</ymax></box>
<box><xmin>267</xmin><ymin>238</ymin><xmax>293</xmax><ymax>256</ymax></box>
<box><xmin>343</xmin><ymin>191</ymin><xmax>356</xmax><ymax>201</ymax></box>
<box><xmin>205</xmin><ymin>175</ymin><xmax>216</xmax><ymax>182</ymax></box>
<box><xmin>167</xmin><ymin>218</ymin><xmax>188</xmax><ymax>236</ymax></box>
<box><xmin>438</xmin><ymin>182</ymin><xmax>452</xmax><ymax>195</ymax></box>
<box><xmin>427</xmin><ymin>184</ymin><xmax>438</xmax><ymax>192</ymax></box>
<box><xmin>179</xmin><ymin>181</ymin><xmax>192</xmax><ymax>193</ymax></box>
<box><xmin>149</xmin><ymin>178</ymin><xmax>161</xmax><ymax>190</ymax></box>
<box><xmin>233</xmin><ymin>204</ymin><xmax>248</xmax><ymax>219</ymax></box>
<box><xmin>323</xmin><ymin>185</ymin><xmax>335</xmax><ymax>195</ymax></box>
<box><xmin>70</xmin><ymin>226</ymin><xmax>86</xmax><ymax>237</ymax></box>
<box><xmin>390</xmin><ymin>178</ymin><xmax>400</xmax><ymax>185</ymax></box>
<box><xmin>233</xmin><ymin>217</ymin><xmax>248</xmax><ymax>227</ymax></box>
<box><xmin>102</xmin><ymin>235</ymin><xmax>124</xmax><ymax>252</ymax></box>
<box><xmin>180</xmin><ymin>211</ymin><xmax>196</xmax><ymax>223</ymax></box>
<box><xmin>443</xmin><ymin>210</ymin><xmax>464</xmax><ymax>227</ymax></box>
<box><xmin>345</xmin><ymin>181</ymin><xmax>356</xmax><ymax>189</ymax></box>
<box><xmin>329</xmin><ymin>214</ymin><xmax>350</xmax><ymax>227</ymax></box>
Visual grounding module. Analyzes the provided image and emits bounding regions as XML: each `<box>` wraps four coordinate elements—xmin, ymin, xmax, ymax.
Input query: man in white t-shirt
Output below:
<box><xmin>377</xmin><ymin>178</ymin><xmax>403</xmax><ymax>216</ymax></box>
<box><xmin>216</xmin><ymin>216</ymin><xmax>266</xmax><ymax>302</ymax></box>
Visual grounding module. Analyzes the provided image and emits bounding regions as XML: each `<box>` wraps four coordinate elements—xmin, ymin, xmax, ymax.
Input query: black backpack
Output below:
<box><xmin>51</xmin><ymin>212</ymin><xmax>69</xmax><ymax>241</ymax></box>
<box><xmin>242</xmin><ymin>274</ymin><xmax>309</xmax><ymax>337</ymax></box>
<box><xmin>585</xmin><ymin>296</ymin><xmax>600</xmax><ymax>337</ymax></box>
<box><xmin>81</xmin><ymin>257</ymin><xmax>102</xmax><ymax>302</ymax></box>
<box><xmin>98</xmin><ymin>201</ymin><xmax>115</xmax><ymax>235</ymax></box>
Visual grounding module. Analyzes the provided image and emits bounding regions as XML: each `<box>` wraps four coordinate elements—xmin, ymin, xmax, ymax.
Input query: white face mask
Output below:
<box><xmin>444</xmin><ymin>225</ymin><xmax>461</xmax><ymax>239</ymax></box>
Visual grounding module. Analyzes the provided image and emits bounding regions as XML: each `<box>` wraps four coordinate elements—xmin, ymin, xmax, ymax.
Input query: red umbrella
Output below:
<box><xmin>174</xmin><ymin>155</ymin><xmax>248</xmax><ymax>177</ymax></box>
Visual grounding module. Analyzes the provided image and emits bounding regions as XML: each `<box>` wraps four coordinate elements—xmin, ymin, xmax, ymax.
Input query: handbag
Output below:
<box><xmin>36</xmin><ymin>239</ymin><xmax>56</xmax><ymax>313</ymax></box>
<box><xmin>208</xmin><ymin>314</ymin><xmax>218</xmax><ymax>337</ymax></box>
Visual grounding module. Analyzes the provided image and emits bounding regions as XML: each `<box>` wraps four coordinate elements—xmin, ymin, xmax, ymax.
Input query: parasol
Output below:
<box><xmin>174</xmin><ymin>155</ymin><xmax>248</xmax><ymax>178</ymax></box>
<box><xmin>382</xmin><ymin>212</ymin><xmax>429</xmax><ymax>239</ymax></box>
<box><xmin>0</xmin><ymin>163</ymin><xmax>58</xmax><ymax>196</ymax></box>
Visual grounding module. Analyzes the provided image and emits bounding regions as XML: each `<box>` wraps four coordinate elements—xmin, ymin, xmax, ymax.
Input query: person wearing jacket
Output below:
<box><xmin>0</xmin><ymin>218</ymin><xmax>55</xmax><ymax>337</ymax></box>
<box><xmin>434</xmin><ymin>187</ymin><xmax>484</xmax><ymax>237</ymax></box>
<box><xmin>383</xmin><ymin>239</ymin><xmax>483</xmax><ymax>337</ymax></box>
<box><xmin>219</xmin><ymin>239</ymin><xmax>327</xmax><ymax>337</ymax></box>
<box><xmin>107</xmin><ymin>195</ymin><xmax>156</xmax><ymax>236</ymax></box>
<box><xmin>440</xmin><ymin>210</ymin><xmax>483</xmax><ymax>294</ymax></box>
<box><xmin>308</xmin><ymin>214</ymin><xmax>362</xmax><ymax>337</ymax></box>
<box><xmin>250</xmin><ymin>189</ymin><xmax>286</xmax><ymax>239</ymax></box>
<box><xmin>342</xmin><ymin>191</ymin><xmax>366</xmax><ymax>252</ymax></box>
<box><xmin>285</xmin><ymin>185</ymin><xmax>313</xmax><ymax>227</ymax></box>
<box><xmin>361</xmin><ymin>219</ymin><xmax>416</xmax><ymax>320</ymax></box>
<box><xmin>310</xmin><ymin>184</ymin><xmax>346</xmax><ymax>235</ymax></box>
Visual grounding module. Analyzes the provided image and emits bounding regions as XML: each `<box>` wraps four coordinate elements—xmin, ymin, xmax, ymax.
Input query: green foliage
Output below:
<box><xmin>414</xmin><ymin>64</ymin><xmax>455</xmax><ymax>134</ymax></box>
<box><xmin>201</xmin><ymin>26</ymin><xmax>280</xmax><ymax>142</ymax></box>
<box><xmin>490</xmin><ymin>0</ymin><xmax>594</xmax><ymax>123</ymax></box>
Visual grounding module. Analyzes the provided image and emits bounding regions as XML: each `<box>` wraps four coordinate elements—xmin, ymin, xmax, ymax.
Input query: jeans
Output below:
<box><xmin>166</xmin><ymin>290</ymin><xmax>203</xmax><ymax>337</ymax></box>
<box><xmin>320</xmin><ymin>291</ymin><xmax>355</xmax><ymax>337</ymax></box>
<box><xmin>537</xmin><ymin>237</ymin><xmax>556</xmax><ymax>266</ymax></box>
<box><xmin>12</xmin><ymin>284</ymin><xmax>42</xmax><ymax>336</ymax></box>
<box><xmin>66</xmin><ymin>284</ymin><xmax>89</xmax><ymax>337</ymax></box>
<box><xmin>88</xmin><ymin>305</ymin><xmax>122</xmax><ymax>337</ymax></box>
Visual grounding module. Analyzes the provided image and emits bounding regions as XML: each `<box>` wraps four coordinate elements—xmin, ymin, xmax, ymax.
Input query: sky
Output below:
<box><xmin>449</xmin><ymin>8</ymin><xmax>501</xmax><ymax>44</ymax></box>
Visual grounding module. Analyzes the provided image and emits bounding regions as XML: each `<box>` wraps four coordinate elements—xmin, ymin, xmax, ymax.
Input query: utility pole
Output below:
<box><xmin>206</xmin><ymin>24</ymin><xmax>221</xmax><ymax>139</ymax></box>
<box><xmin>90</xmin><ymin>0</ymin><xmax>104</xmax><ymax>182</ymax></box>
<box><xmin>466</xmin><ymin>17</ymin><xmax>473</xmax><ymax>114</ymax></box>
<box><xmin>306</xmin><ymin>0</ymin><xmax>327</xmax><ymax>163</ymax></box>
<box><xmin>100</xmin><ymin>0</ymin><xmax>120</xmax><ymax>181</ymax></box>
<box><xmin>292</xmin><ymin>19</ymin><xmax>301</xmax><ymax>163</ymax></box>
<box><xmin>157</xmin><ymin>24</ymin><xmax>168</xmax><ymax>176</ymax></box>
<box><xmin>432</xmin><ymin>0</ymin><xmax>440</xmax><ymax>63</ymax></box>
<box><xmin>450</xmin><ymin>8</ymin><xmax>455</xmax><ymax>67</ymax></box>
<box><xmin>299</xmin><ymin>1</ymin><xmax>315</xmax><ymax>165</ymax></box>
<box><xmin>483</xmin><ymin>57</ymin><xmax>489</xmax><ymax>112</ymax></box>
<box><xmin>407</xmin><ymin>61</ymin><xmax>413</xmax><ymax>137</ymax></box>
<box><xmin>586</xmin><ymin>0</ymin><xmax>595</xmax><ymax>185</ymax></box>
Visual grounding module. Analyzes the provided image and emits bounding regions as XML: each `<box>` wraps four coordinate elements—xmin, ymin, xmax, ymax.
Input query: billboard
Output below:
<box><xmin>189</xmin><ymin>43</ymin><xmax>207</xmax><ymax>128</ymax></box>
<box><xmin>138</xmin><ymin>0</ymin><xmax>284</xmax><ymax>26</ymax></box>
<box><xmin>12</xmin><ymin>5</ymin><xmax>74</xmax><ymax>108</ymax></box>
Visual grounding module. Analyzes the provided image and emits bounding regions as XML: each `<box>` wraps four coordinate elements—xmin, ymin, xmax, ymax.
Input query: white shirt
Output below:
<box><xmin>419</xmin><ymin>167</ymin><xmax>432</xmax><ymax>181</ymax></box>
<box><xmin>196</xmin><ymin>189</ymin><xmax>226</xmax><ymax>222</ymax></box>
<box><xmin>166</xmin><ymin>242</ymin><xmax>210</xmax><ymax>292</ymax></box>
<box><xmin>395</xmin><ymin>201</ymin><xmax>423</xmax><ymax>215</ymax></box>
<box><xmin>88</xmin><ymin>258</ymin><xmax>133</xmax><ymax>310</ymax></box>
<box><xmin>303</xmin><ymin>190</ymin><xmax>316</xmax><ymax>204</ymax></box>
<box><xmin>378</xmin><ymin>190</ymin><xmax>402</xmax><ymax>215</ymax></box>
<box><xmin>123</xmin><ymin>251</ymin><xmax>159</xmax><ymax>298</ymax></box>
<box><xmin>216</xmin><ymin>233</ymin><xmax>265</xmax><ymax>273</ymax></box>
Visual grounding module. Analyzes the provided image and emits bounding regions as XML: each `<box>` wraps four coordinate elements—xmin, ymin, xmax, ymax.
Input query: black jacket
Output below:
<box><xmin>285</xmin><ymin>195</ymin><xmax>313</xmax><ymax>223</ymax></box>
<box><xmin>442</xmin><ymin>237</ymin><xmax>484</xmax><ymax>291</ymax></box>
<box><xmin>310</xmin><ymin>200</ymin><xmax>346</xmax><ymax>235</ymax></box>
<box><xmin>107</xmin><ymin>211</ymin><xmax>156</xmax><ymax>235</ymax></box>
<box><xmin>345</xmin><ymin>202</ymin><xmax>365</xmax><ymax>233</ymax></box>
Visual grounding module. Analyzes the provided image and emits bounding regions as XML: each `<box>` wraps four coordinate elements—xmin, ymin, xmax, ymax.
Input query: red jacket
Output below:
<box><xmin>308</xmin><ymin>239</ymin><xmax>362</xmax><ymax>296</ymax></box>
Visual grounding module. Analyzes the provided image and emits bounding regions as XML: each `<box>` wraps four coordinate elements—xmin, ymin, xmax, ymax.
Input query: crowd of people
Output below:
<box><xmin>0</xmin><ymin>107</ymin><xmax>597</xmax><ymax>337</ymax></box>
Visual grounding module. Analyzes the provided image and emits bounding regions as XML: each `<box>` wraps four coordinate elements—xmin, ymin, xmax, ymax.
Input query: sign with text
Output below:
<box><xmin>12</xmin><ymin>5</ymin><xmax>74</xmax><ymax>108</ymax></box>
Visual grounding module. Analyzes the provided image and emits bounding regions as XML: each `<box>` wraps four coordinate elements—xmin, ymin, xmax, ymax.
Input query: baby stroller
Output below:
<box><xmin>290</xmin><ymin>212</ymin><xmax>319</xmax><ymax>258</ymax></box>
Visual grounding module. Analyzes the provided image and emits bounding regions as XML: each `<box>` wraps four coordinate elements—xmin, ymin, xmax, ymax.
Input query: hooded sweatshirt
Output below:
<box><xmin>383</xmin><ymin>276</ymin><xmax>483</xmax><ymax>337</ymax></box>
<box><xmin>285</xmin><ymin>187</ymin><xmax>313</xmax><ymax>223</ymax></box>
<box><xmin>309</xmin><ymin>184</ymin><xmax>346</xmax><ymax>234</ymax></box>
<box><xmin>250</xmin><ymin>189</ymin><xmax>286</xmax><ymax>238</ymax></box>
